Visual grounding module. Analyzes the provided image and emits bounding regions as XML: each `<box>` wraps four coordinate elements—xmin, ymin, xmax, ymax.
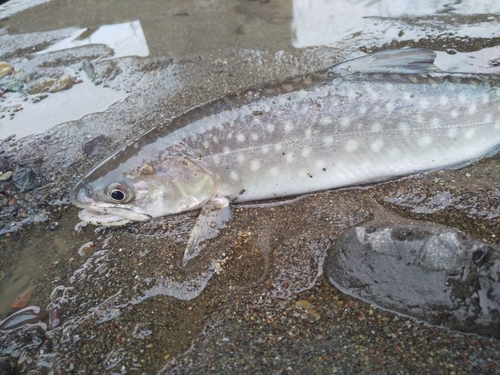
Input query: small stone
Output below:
<box><xmin>28</xmin><ymin>78</ymin><xmax>57</xmax><ymax>94</ymax></box>
<box><xmin>49</xmin><ymin>75</ymin><xmax>74</xmax><ymax>93</ymax></box>
<box><xmin>32</xmin><ymin>94</ymin><xmax>48</xmax><ymax>103</ymax></box>
<box><xmin>6</xmin><ymin>80</ymin><xmax>24</xmax><ymax>92</ymax></box>
<box><xmin>0</xmin><ymin>62</ymin><xmax>13</xmax><ymax>79</ymax></box>
<box><xmin>0</xmin><ymin>171</ymin><xmax>12</xmax><ymax>181</ymax></box>
<box><xmin>82</xmin><ymin>59</ymin><xmax>96</xmax><ymax>82</ymax></box>
<box><xmin>82</xmin><ymin>135</ymin><xmax>110</xmax><ymax>157</ymax></box>
<box><xmin>12</xmin><ymin>168</ymin><xmax>38</xmax><ymax>192</ymax></box>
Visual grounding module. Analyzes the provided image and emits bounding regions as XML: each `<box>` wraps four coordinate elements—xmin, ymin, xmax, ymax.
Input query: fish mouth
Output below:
<box><xmin>77</xmin><ymin>209</ymin><xmax>135</xmax><ymax>226</ymax></box>
<box><xmin>71</xmin><ymin>185</ymin><xmax>152</xmax><ymax>226</ymax></box>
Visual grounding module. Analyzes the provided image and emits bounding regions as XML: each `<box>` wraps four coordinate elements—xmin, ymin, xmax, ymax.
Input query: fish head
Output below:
<box><xmin>71</xmin><ymin>155</ymin><xmax>218</xmax><ymax>226</ymax></box>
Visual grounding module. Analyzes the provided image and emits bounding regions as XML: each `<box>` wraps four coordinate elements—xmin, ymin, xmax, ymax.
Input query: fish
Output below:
<box><xmin>70</xmin><ymin>49</ymin><xmax>500</xmax><ymax>265</ymax></box>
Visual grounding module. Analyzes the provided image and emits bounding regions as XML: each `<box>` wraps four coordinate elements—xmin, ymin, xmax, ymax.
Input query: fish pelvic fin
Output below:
<box><xmin>182</xmin><ymin>197</ymin><xmax>234</xmax><ymax>267</ymax></box>
<box><xmin>330</xmin><ymin>48</ymin><xmax>438</xmax><ymax>76</ymax></box>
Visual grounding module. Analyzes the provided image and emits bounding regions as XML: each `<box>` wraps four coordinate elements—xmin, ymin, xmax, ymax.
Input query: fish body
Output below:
<box><xmin>71</xmin><ymin>49</ymin><xmax>500</xmax><ymax>262</ymax></box>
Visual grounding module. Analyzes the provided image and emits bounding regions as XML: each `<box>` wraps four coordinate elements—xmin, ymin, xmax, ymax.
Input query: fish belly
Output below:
<box><xmin>182</xmin><ymin>73</ymin><xmax>500</xmax><ymax>202</ymax></box>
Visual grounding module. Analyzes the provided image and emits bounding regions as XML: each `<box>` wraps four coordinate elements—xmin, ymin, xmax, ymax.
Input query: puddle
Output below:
<box><xmin>293</xmin><ymin>0</ymin><xmax>500</xmax><ymax>49</ymax></box>
<box><xmin>0</xmin><ymin>0</ymin><xmax>51</xmax><ymax>19</ymax></box>
<box><xmin>0</xmin><ymin>75</ymin><xmax>128</xmax><ymax>139</ymax></box>
<box><xmin>35</xmin><ymin>20</ymin><xmax>150</xmax><ymax>59</ymax></box>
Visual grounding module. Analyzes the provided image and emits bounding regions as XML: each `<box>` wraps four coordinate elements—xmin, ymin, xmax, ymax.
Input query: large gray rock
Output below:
<box><xmin>325</xmin><ymin>224</ymin><xmax>500</xmax><ymax>338</ymax></box>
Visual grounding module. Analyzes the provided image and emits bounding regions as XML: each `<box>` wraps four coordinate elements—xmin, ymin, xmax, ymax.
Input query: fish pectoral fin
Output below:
<box><xmin>182</xmin><ymin>197</ymin><xmax>234</xmax><ymax>266</ymax></box>
<box><xmin>330</xmin><ymin>48</ymin><xmax>438</xmax><ymax>76</ymax></box>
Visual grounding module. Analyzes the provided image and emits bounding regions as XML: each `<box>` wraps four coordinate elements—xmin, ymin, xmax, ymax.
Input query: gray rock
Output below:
<box><xmin>325</xmin><ymin>224</ymin><xmax>500</xmax><ymax>338</ymax></box>
<box><xmin>12</xmin><ymin>168</ymin><xmax>38</xmax><ymax>192</ymax></box>
<box><xmin>82</xmin><ymin>135</ymin><xmax>110</xmax><ymax>157</ymax></box>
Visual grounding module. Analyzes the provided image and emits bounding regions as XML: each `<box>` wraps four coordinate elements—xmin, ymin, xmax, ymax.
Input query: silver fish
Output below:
<box><xmin>71</xmin><ymin>49</ymin><xmax>500</xmax><ymax>264</ymax></box>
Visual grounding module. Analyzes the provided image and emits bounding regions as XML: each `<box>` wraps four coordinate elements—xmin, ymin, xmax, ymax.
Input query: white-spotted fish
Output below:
<box><xmin>70</xmin><ymin>49</ymin><xmax>500</xmax><ymax>265</ymax></box>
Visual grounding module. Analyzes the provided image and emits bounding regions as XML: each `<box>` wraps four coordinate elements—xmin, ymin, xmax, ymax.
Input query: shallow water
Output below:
<box><xmin>0</xmin><ymin>0</ymin><xmax>499</xmax><ymax>373</ymax></box>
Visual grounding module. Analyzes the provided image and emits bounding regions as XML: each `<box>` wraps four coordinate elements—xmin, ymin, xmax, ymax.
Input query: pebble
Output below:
<box><xmin>325</xmin><ymin>224</ymin><xmax>500</xmax><ymax>338</ymax></box>
<box><xmin>82</xmin><ymin>135</ymin><xmax>110</xmax><ymax>157</ymax></box>
<box><xmin>6</xmin><ymin>80</ymin><xmax>23</xmax><ymax>92</ymax></box>
<box><xmin>32</xmin><ymin>94</ymin><xmax>48</xmax><ymax>103</ymax></box>
<box><xmin>49</xmin><ymin>75</ymin><xmax>74</xmax><ymax>93</ymax></box>
<box><xmin>82</xmin><ymin>59</ymin><xmax>96</xmax><ymax>82</ymax></box>
<box><xmin>0</xmin><ymin>62</ymin><xmax>13</xmax><ymax>79</ymax></box>
<box><xmin>0</xmin><ymin>171</ymin><xmax>12</xmax><ymax>181</ymax></box>
<box><xmin>28</xmin><ymin>78</ymin><xmax>56</xmax><ymax>94</ymax></box>
<box><xmin>11</xmin><ymin>285</ymin><xmax>34</xmax><ymax>309</ymax></box>
<box><xmin>12</xmin><ymin>168</ymin><xmax>38</xmax><ymax>192</ymax></box>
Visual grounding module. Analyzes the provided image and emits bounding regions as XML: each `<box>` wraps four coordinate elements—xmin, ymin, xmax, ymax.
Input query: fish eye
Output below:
<box><xmin>111</xmin><ymin>189</ymin><xmax>125</xmax><ymax>201</ymax></box>
<box><xmin>106</xmin><ymin>183</ymin><xmax>134</xmax><ymax>203</ymax></box>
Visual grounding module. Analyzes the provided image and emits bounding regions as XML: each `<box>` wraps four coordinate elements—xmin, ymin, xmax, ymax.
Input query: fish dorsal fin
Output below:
<box><xmin>329</xmin><ymin>48</ymin><xmax>438</xmax><ymax>76</ymax></box>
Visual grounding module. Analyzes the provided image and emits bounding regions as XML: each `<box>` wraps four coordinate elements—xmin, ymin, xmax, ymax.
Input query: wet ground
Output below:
<box><xmin>0</xmin><ymin>0</ymin><xmax>499</xmax><ymax>374</ymax></box>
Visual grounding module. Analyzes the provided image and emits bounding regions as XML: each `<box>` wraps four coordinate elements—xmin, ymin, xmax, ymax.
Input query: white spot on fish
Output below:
<box><xmin>212</xmin><ymin>155</ymin><xmax>220</xmax><ymax>165</ymax></box>
<box><xmin>285</xmin><ymin>152</ymin><xmax>294</xmax><ymax>163</ymax></box>
<box><xmin>237</xmin><ymin>154</ymin><xmax>245</xmax><ymax>164</ymax></box>
<box><xmin>418</xmin><ymin>135</ymin><xmax>433</xmax><ymax>148</ymax></box>
<box><xmin>358</xmin><ymin>105</ymin><xmax>367</xmax><ymax>115</ymax></box>
<box><xmin>262</xmin><ymin>145</ymin><xmax>269</xmax><ymax>153</ymax></box>
<box><xmin>484</xmin><ymin>113</ymin><xmax>493</xmax><ymax>124</ymax></box>
<box><xmin>212</xmin><ymin>136</ymin><xmax>219</xmax><ymax>143</ymax></box>
<box><xmin>298</xmin><ymin>89</ymin><xmax>308</xmax><ymax>98</ymax></box>
<box><xmin>274</xmin><ymin>143</ymin><xmax>283</xmax><ymax>151</ymax></box>
<box><xmin>304</xmin><ymin>127</ymin><xmax>312</xmax><ymax>139</ymax></box>
<box><xmin>388</xmin><ymin>148</ymin><xmax>401</xmax><ymax>158</ymax></box>
<box><xmin>223</xmin><ymin>147</ymin><xmax>231</xmax><ymax>155</ymax></box>
<box><xmin>340</xmin><ymin>117</ymin><xmax>351</xmax><ymax>128</ymax></box>
<box><xmin>371</xmin><ymin>122</ymin><xmax>382</xmax><ymax>132</ymax></box>
<box><xmin>316</xmin><ymin>159</ymin><xmax>326</xmax><ymax>170</ymax></box>
<box><xmin>419</xmin><ymin>98</ymin><xmax>429</xmax><ymax>110</ymax></box>
<box><xmin>251</xmin><ymin>133</ymin><xmax>259</xmax><ymax>141</ymax></box>
<box><xmin>482</xmin><ymin>94</ymin><xmax>490</xmax><ymax>105</ymax></box>
<box><xmin>269</xmin><ymin>167</ymin><xmax>279</xmax><ymax>176</ymax></box>
<box><xmin>464</xmin><ymin>129</ymin><xmax>476</xmax><ymax>139</ymax></box>
<box><xmin>250</xmin><ymin>160</ymin><xmax>261</xmax><ymax>171</ymax></box>
<box><xmin>450</xmin><ymin>110</ymin><xmax>459</xmax><ymax>119</ymax></box>
<box><xmin>267</xmin><ymin>124</ymin><xmax>275</xmax><ymax>133</ymax></box>
<box><xmin>458</xmin><ymin>93</ymin><xmax>466</xmax><ymax>104</ymax></box>
<box><xmin>301</xmin><ymin>147</ymin><xmax>311</xmax><ymax>157</ymax></box>
<box><xmin>439</xmin><ymin>95</ymin><xmax>449</xmax><ymax>106</ymax></box>
<box><xmin>385</xmin><ymin>102</ymin><xmax>395</xmax><ymax>112</ymax></box>
<box><xmin>468</xmin><ymin>103</ymin><xmax>477</xmax><ymax>115</ymax></box>
<box><xmin>429</xmin><ymin>118</ymin><xmax>440</xmax><ymax>129</ymax></box>
<box><xmin>384</xmin><ymin>83</ymin><xmax>393</xmax><ymax>92</ymax></box>
<box><xmin>236</xmin><ymin>133</ymin><xmax>245</xmax><ymax>142</ymax></box>
<box><xmin>203</xmin><ymin>140</ymin><xmax>210</xmax><ymax>149</ymax></box>
<box><xmin>346</xmin><ymin>87</ymin><xmax>357</xmax><ymax>99</ymax></box>
<box><xmin>227</xmin><ymin>132</ymin><xmax>233</xmax><ymax>140</ymax></box>
<box><xmin>345</xmin><ymin>140</ymin><xmax>359</xmax><ymax>152</ymax></box>
<box><xmin>366</xmin><ymin>87</ymin><xmax>378</xmax><ymax>100</ymax></box>
<box><xmin>398</xmin><ymin>122</ymin><xmax>410</xmax><ymax>136</ymax></box>
<box><xmin>230</xmin><ymin>171</ymin><xmax>239</xmax><ymax>181</ymax></box>
<box><xmin>370</xmin><ymin>139</ymin><xmax>384</xmax><ymax>152</ymax></box>
<box><xmin>320</xmin><ymin>117</ymin><xmax>333</xmax><ymax>126</ymax></box>
<box><xmin>447</xmin><ymin>127</ymin><xmax>458</xmax><ymax>138</ymax></box>
<box><xmin>284</xmin><ymin>121</ymin><xmax>294</xmax><ymax>134</ymax></box>
<box><xmin>324</xmin><ymin>136</ymin><xmax>334</xmax><ymax>146</ymax></box>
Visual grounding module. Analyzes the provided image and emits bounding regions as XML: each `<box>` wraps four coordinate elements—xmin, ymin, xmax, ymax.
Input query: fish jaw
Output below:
<box><xmin>71</xmin><ymin>184</ymin><xmax>152</xmax><ymax>226</ymax></box>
